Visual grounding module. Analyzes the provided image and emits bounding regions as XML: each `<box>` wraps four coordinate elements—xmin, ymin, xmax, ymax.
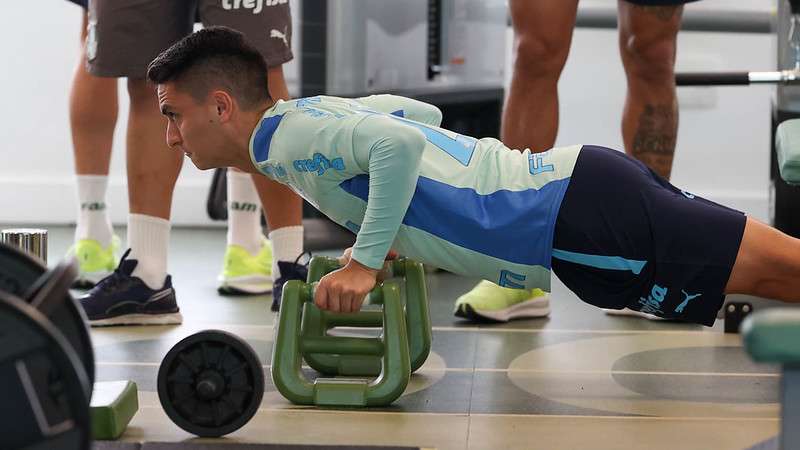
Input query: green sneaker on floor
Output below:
<box><xmin>218</xmin><ymin>239</ymin><xmax>273</xmax><ymax>295</ymax></box>
<box><xmin>69</xmin><ymin>236</ymin><xmax>120</xmax><ymax>289</ymax></box>
<box><xmin>454</xmin><ymin>280</ymin><xmax>550</xmax><ymax>322</ymax></box>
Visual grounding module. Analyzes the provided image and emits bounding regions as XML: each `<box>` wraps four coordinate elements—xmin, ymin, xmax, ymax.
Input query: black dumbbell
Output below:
<box><xmin>158</xmin><ymin>330</ymin><xmax>264</xmax><ymax>437</ymax></box>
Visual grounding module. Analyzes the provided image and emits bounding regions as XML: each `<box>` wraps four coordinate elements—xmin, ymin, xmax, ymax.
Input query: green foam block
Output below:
<box><xmin>775</xmin><ymin>119</ymin><xmax>800</xmax><ymax>185</ymax></box>
<box><xmin>91</xmin><ymin>380</ymin><xmax>139</xmax><ymax>440</ymax></box>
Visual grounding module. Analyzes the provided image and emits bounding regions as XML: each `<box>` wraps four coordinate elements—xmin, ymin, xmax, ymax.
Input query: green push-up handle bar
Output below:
<box><xmin>271</xmin><ymin>280</ymin><xmax>410</xmax><ymax>406</ymax></box>
<box><xmin>302</xmin><ymin>256</ymin><xmax>431</xmax><ymax>376</ymax></box>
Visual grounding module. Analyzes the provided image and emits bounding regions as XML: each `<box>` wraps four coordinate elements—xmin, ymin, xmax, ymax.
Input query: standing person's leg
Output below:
<box><xmin>454</xmin><ymin>0</ymin><xmax>578</xmax><ymax>323</ymax></box>
<box><xmin>125</xmin><ymin>77</ymin><xmax>183</xmax><ymax>289</ymax></box>
<box><xmin>78</xmin><ymin>0</ymin><xmax>193</xmax><ymax>326</ymax></box>
<box><xmin>618</xmin><ymin>1</ymin><xmax>686</xmax><ymax>179</ymax></box>
<box><xmin>200</xmin><ymin>0</ymin><xmax>305</xmax><ymax>311</ymax></box>
<box><xmin>220</xmin><ymin>68</ymin><xmax>300</xmax><ymax>298</ymax></box>
<box><xmin>69</xmin><ymin>5</ymin><xmax>119</xmax><ymax>287</ymax></box>
<box><xmin>501</xmin><ymin>0</ymin><xmax>579</xmax><ymax>152</ymax></box>
<box><xmin>608</xmin><ymin>0</ymin><xmax>689</xmax><ymax>320</ymax></box>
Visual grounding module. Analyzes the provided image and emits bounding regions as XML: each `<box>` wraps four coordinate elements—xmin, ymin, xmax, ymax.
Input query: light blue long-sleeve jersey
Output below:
<box><xmin>249</xmin><ymin>94</ymin><xmax>582</xmax><ymax>291</ymax></box>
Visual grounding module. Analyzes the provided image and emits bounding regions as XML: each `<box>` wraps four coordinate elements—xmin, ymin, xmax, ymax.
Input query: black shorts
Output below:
<box><xmin>551</xmin><ymin>145</ymin><xmax>746</xmax><ymax>326</ymax></box>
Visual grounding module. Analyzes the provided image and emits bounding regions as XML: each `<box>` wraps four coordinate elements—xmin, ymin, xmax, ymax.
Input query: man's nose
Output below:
<box><xmin>166</xmin><ymin>122</ymin><xmax>181</xmax><ymax>148</ymax></box>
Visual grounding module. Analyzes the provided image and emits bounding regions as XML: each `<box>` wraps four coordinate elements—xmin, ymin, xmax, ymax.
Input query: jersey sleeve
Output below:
<box><xmin>354</xmin><ymin>94</ymin><xmax>443</xmax><ymax>127</ymax></box>
<box><xmin>348</xmin><ymin>114</ymin><xmax>427</xmax><ymax>269</ymax></box>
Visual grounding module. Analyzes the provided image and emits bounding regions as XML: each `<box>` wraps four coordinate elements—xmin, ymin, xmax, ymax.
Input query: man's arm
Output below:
<box><xmin>355</xmin><ymin>94</ymin><xmax>443</xmax><ymax>127</ymax></box>
<box><xmin>349</xmin><ymin>114</ymin><xmax>427</xmax><ymax>269</ymax></box>
<box><xmin>314</xmin><ymin>114</ymin><xmax>426</xmax><ymax>313</ymax></box>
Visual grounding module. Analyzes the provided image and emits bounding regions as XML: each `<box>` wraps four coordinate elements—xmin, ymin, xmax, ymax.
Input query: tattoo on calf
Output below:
<box><xmin>631</xmin><ymin>104</ymin><xmax>677</xmax><ymax>178</ymax></box>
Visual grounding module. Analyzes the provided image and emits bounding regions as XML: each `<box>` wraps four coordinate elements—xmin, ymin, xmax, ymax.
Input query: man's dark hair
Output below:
<box><xmin>147</xmin><ymin>26</ymin><xmax>270</xmax><ymax>110</ymax></box>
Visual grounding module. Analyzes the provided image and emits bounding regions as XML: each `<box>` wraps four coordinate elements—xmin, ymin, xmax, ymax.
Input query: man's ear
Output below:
<box><xmin>211</xmin><ymin>90</ymin><xmax>235</xmax><ymax>123</ymax></box>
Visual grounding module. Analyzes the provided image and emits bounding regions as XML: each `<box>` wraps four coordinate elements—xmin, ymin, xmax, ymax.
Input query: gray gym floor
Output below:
<box><xmin>44</xmin><ymin>226</ymin><xmax>781</xmax><ymax>450</ymax></box>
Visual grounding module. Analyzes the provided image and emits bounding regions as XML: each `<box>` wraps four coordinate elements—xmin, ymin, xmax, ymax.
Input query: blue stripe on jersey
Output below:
<box><xmin>552</xmin><ymin>249</ymin><xmax>647</xmax><ymax>275</ymax></box>
<box><xmin>391</xmin><ymin>110</ymin><xmax>404</xmax><ymax>117</ymax></box>
<box><xmin>339</xmin><ymin>175</ymin><xmax>570</xmax><ymax>268</ymax></box>
<box><xmin>392</xmin><ymin>117</ymin><xmax>475</xmax><ymax>166</ymax></box>
<box><xmin>253</xmin><ymin>114</ymin><xmax>284</xmax><ymax>163</ymax></box>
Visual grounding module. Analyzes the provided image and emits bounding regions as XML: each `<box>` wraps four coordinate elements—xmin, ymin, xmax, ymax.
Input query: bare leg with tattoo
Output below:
<box><xmin>618</xmin><ymin>2</ymin><xmax>683</xmax><ymax>179</ymax></box>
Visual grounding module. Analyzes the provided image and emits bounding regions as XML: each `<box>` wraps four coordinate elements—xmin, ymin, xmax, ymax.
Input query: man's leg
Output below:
<box><xmin>726</xmin><ymin>217</ymin><xmax>800</xmax><ymax>301</ymax></box>
<box><xmin>603</xmin><ymin>1</ymin><xmax>685</xmax><ymax>320</ymax></box>
<box><xmin>77</xmin><ymin>0</ymin><xmax>192</xmax><ymax>326</ymax></box>
<box><xmin>77</xmin><ymin>78</ymin><xmax>184</xmax><ymax>327</ymax></box>
<box><xmin>69</xmin><ymin>10</ymin><xmax>119</xmax><ymax>287</ymax></box>
<box><xmin>221</xmin><ymin>67</ymin><xmax>304</xmax><ymax>299</ymax></box>
<box><xmin>198</xmin><ymin>0</ymin><xmax>305</xmax><ymax>310</ymax></box>
<box><xmin>501</xmin><ymin>0</ymin><xmax>578</xmax><ymax>152</ymax></box>
<box><xmin>125</xmin><ymin>78</ymin><xmax>184</xmax><ymax>291</ymax></box>
<box><xmin>618</xmin><ymin>1</ymin><xmax>683</xmax><ymax>179</ymax></box>
<box><xmin>454</xmin><ymin>0</ymin><xmax>577</xmax><ymax>323</ymax></box>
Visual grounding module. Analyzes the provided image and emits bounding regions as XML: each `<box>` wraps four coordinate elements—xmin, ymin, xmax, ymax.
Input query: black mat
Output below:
<box><xmin>93</xmin><ymin>442</ymin><xmax>421</xmax><ymax>450</ymax></box>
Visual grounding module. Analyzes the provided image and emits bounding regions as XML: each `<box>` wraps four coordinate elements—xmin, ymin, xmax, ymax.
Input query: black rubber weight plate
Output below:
<box><xmin>158</xmin><ymin>330</ymin><xmax>265</xmax><ymax>437</ymax></box>
<box><xmin>0</xmin><ymin>243</ymin><xmax>95</xmax><ymax>391</ymax></box>
<box><xmin>0</xmin><ymin>291</ymin><xmax>90</xmax><ymax>450</ymax></box>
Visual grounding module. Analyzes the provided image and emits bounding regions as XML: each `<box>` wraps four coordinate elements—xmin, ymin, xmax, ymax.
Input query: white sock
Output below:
<box><xmin>227</xmin><ymin>170</ymin><xmax>263</xmax><ymax>255</ymax></box>
<box><xmin>75</xmin><ymin>175</ymin><xmax>113</xmax><ymax>247</ymax></box>
<box><xmin>268</xmin><ymin>225</ymin><xmax>304</xmax><ymax>279</ymax></box>
<box><xmin>127</xmin><ymin>214</ymin><xmax>170</xmax><ymax>290</ymax></box>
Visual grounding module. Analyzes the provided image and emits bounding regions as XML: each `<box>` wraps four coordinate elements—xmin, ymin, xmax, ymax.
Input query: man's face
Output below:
<box><xmin>157</xmin><ymin>82</ymin><xmax>226</xmax><ymax>170</ymax></box>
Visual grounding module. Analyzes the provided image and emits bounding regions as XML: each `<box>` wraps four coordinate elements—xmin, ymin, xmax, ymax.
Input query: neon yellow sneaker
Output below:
<box><xmin>68</xmin><ymin>236</ymin><xmax>120</xmax><ymax>289</ymax></box>
<box><xmin>218</xmin><ymin>239</ymin><xmax>273</xmax><ymax>295</ymax></box>
<box><xmin>454</xmin><ymin>280</ymin><xmax>550</xmax><ymax>322</ymax></box>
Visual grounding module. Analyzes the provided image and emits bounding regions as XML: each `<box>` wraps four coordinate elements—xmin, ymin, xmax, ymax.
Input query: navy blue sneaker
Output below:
<box><xmin>78</xmin><ymin>250</ymin><xmax>183</xmax><ymax>326</ymax></box>
<box><xmin>271</xmin><ymin>259</ymin><xmax>309</xmax><ymax>312</ymax></box>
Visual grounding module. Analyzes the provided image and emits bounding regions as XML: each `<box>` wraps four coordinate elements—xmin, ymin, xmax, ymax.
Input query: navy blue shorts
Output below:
<box><xmin>551</xmin><ymin>145</ymin><xmax>746</xmax><ymax>326</ymax></box>
<box><xmin>66</xmin><ymin>0</ymin><xmax>88</xmax><ymax>8</ymax></box>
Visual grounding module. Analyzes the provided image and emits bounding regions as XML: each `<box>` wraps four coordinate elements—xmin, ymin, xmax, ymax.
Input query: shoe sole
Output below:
<box><xmin>602</xmin><ymin>308</ymin><xmax>667</xmax><ymax>321</ymax></box>
<box><xmin>454</xmin><ymin>296</ymin><xmax>551</xmax><ymax>323</ymax></box>
<box><xmin>217</xmin><ymin>275</ymin><xmax>273</xmax><ymax>296</ymax></box>
<box><xmin>89</xmin><ymin>312</ymin><xmax>183</xmax><ymax>327</ymax></box>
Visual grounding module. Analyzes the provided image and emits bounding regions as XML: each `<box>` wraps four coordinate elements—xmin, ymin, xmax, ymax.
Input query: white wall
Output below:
<box><xmin>0</xmin><ymin>0</ymin><xmax>776</xmax><ymax>226</ymax></box>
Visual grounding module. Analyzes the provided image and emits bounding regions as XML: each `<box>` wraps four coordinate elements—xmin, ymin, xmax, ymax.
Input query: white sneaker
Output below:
<box><xmin>602</xmin><ymin>308</ymin><xmax>666</xmax><ymax>321</ymax></box>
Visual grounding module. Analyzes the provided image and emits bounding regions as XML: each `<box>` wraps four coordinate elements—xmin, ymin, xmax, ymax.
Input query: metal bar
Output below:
<box><xmin>573</xmin><ymin>8</ymin><xmax>773</xmax><ymax>34</ymax></box>
<box><xmin>676</xmin><ymin>71</ymin><xmax>751</xmax><ymax>86</ymax></box>
<box><xmin>676</xmin><ymin>70</ymin><xmax>800</xmax><ymax>86</ymax></box>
